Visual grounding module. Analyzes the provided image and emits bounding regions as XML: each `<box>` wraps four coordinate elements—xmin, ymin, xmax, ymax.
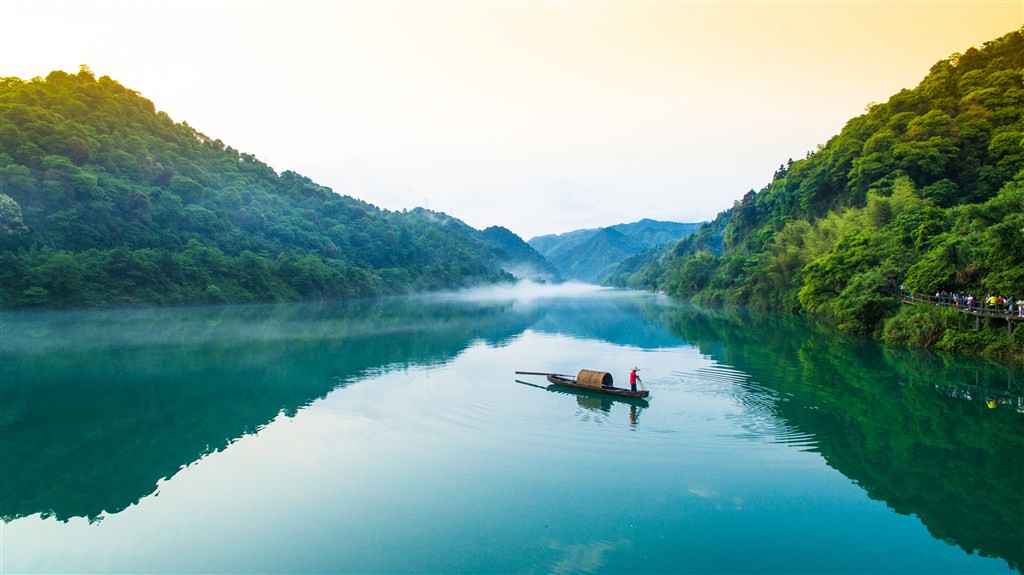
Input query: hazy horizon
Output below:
<box><xmin>2</xmin><ymin>1</ymin><xmax>1020</xmax><ymax>239</ymax></box>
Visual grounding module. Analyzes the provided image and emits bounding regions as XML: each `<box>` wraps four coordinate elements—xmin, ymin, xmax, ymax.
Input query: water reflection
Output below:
<box><xmin>665</xmin><ymin>304</ymin><xmax>1024</xmax><ymax>572</ymax></box>
<box><xmin>515</xmin><ymin>379</ymin><xmax>649</xmax><ymax>426</ymax></box>
<box><xmin>4</xmin><ymin>293</ymin><xmax>680</xmax><ymax>525</ymax></box>
<box><xmin>2</xmin><ymin>291</ymin><xmax>1021</xmax><ymax>572</ymax></box>
<box><xmin>1</xmin><ymin>298</ymin><xmax>539</xmax><ymax>522</ymax></box>
<box><xmin>530</xmin><ymin>294</ymin><xmax>683</xmax><ymax>348</ymax></box>
<box><xmin>898</xmin><ymin>365</ymin><xmax>1023</xmax><ymax>413</ymax></box>
<box><xmin>547</xmin><ymin>538</ymin><xmax>631</xmax><ymax>575</ymax></box>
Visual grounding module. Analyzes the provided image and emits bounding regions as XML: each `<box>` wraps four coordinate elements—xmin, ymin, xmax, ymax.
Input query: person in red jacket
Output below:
<box><xmin>629</xmin><ymin>367</ymin><xmax>641</xmax><ymax>392</ymax></box>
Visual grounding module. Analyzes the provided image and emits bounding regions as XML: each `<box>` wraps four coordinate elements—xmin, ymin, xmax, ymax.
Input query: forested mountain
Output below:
<box><xmin>607</xmin><ymin>219</ymin><xmax>704</xmax><ymax>248</ymax></box>
<box><xmin>479</xmin><ymin>226</ymin><xmax>560</xmax><ymax>282</ymax></box>
<box><xmin>0</xmin><ymin>67</ymin><xmax>555</xmax><ymax>308</ymax></box>
<box><xmin>605</xmin><ymin>215</ymin><xmax>730</xmax><ymax>289</ymax></box>
<box><xmin>529</xmin><ymin>219</ymin><xmax>701</xmax><ymax>282</ymax></box>
<box><xmin>610</xmin><ymin>29</ymin><xmax>1024</xmax><ymax>359</ymax></box>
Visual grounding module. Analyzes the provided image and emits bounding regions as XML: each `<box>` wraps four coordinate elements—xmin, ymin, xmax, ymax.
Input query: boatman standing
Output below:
<box><xmin>629</xmin><ymin>367</ymin><xmax>641</xmax><ymax>392</ymax></box>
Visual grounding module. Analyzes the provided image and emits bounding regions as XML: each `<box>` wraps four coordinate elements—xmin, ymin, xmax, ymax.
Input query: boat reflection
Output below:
<box><xmin>515</xmin><ymin>379</ymin><xmax>649</xmax><ymax>426</ymax></box>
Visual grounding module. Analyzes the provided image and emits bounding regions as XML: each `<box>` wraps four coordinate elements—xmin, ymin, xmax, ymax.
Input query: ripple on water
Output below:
<box><xmin>665</xmin><ymin>363</ymin><xmax>837</xmax><ymax>453</ymax></box>
<box><xmin>395</xmin><ymin>373</ymin><xmax>602</xmax><ymax>453</ymax></box>
<box><xmin>384</xmin><ymin>360</ymin><xmax>846</xmax><ymax>457</ymax></box>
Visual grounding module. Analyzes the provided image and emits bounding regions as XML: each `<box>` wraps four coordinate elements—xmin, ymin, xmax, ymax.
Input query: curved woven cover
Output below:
<box><xmin>576</xmin><ymin>369</ymin><xmax>613</xmax><ymax>388</ymax></box>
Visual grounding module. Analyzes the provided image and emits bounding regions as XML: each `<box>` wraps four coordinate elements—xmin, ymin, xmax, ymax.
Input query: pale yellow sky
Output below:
<box><xmin>2</xmin><ymin>1</ymin><xmax>1021</xmax><ymax>238</ymax></box>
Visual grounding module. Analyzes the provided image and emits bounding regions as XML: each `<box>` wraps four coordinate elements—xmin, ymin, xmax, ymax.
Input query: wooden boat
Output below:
<box><xmin>545</xmin><ymin>374</ymin><xmax>650</xmax><ymax>398</ymax></box>
<box><xmin>514</xmin><ymin>379</ymin><xmax>650</xmax><ymax>407</ymax></box>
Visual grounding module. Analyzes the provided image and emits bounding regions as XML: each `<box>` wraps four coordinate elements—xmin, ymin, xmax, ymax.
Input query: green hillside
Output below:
<box><xmin>479</xmin><ymin>226</ymin><xmax>561</xmax><ymax>282</ymax></box>
<box><xmin>548</xmin><ymin>227</ymin><xmax>641</xmax><ymax>282</ymax></box>
<box><xmin>610</xmin><ymin>29</ymin><xmax>1024</xmax><ymax>360</ymax></box>
<box><xmin>0</xmin><ymin>67</ymin><xmax>551</xmax><ymax>308</ymax></box>
<box><xmin>608</xmin><ymin>219</ymin><xmax>703</xmax><ymax>248</ymax></box>
<box><xmin>529</xmin><ymin>219</ymin><xmax>701</xmax><ymax>282</ymax></box>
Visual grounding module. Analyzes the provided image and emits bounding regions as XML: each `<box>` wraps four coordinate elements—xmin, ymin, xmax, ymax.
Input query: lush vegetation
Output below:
<box><xmin>0</xmin><ymin>67</ymin><xmax>556</xmax><ymax>308</ymax></box>
<box><xmin>610</xmin><ymin>29</ymin><xmax>1024</xmax><ymax>360</ymax></box>
<box><xmin>529</xmin><ymin>218</ymin><xmax>701</xmax><ymax>282</ymax></box>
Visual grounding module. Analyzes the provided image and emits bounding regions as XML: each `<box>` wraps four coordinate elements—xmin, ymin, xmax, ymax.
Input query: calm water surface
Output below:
<box><xmin>2</xmin><ymin>286</ymin><xmax>1022</xmax><ymax>573</ymax></box>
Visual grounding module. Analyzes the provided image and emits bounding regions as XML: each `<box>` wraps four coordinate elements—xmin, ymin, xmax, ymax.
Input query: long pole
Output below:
<box><xmin>515</xmin><ymin>379</ymin><xmax>549</xmax><ymax>390</ymax></box>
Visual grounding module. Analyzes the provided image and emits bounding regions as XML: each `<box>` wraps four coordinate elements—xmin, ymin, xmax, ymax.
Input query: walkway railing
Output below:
<box><xmin>895</xmin><ymin>289</ymin><xmax>1023</xmax><ymax>322</ymax></box>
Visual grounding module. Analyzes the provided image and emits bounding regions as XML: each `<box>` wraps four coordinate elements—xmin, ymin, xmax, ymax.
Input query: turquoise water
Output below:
<box><xmin>2</xmin><ymin>286</ymin><xmax>1021</xmax><ymax>573</ymax></box>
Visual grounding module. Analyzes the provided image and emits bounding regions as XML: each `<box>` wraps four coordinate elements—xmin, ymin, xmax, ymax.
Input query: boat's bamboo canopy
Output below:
<box><xmin>577</xmin><ymin>369</ymin><xmax>613</xmax><ymax>388</ymax></box>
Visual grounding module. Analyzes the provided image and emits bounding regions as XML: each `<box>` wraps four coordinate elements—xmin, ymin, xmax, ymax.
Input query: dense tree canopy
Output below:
<box><xmin>0</xmin><ymin>66</ymin><xmax>557</xmax><ymax>308</ymax></box>
<box><xmin>608</xmin><ymin>29</ymin><xmax>1024</xmax><ymax>360</ymax></box>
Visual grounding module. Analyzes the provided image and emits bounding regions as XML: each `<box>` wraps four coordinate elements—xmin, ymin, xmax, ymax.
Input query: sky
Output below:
<box><xmin>2</xmin><ymin>2</ymin><xmax>1021</xmax><ymax>239</ymax></box>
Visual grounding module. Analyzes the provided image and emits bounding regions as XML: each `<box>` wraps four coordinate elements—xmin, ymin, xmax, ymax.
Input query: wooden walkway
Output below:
<box><xmin>896</xmin><ymin>290</ymin><xmax>1022</xmax><ymax>335</ymax></box>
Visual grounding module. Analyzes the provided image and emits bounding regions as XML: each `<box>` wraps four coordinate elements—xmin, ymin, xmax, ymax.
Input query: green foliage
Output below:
<box><xmin>799</xmin><ymin>230</ymin><xmax>876</xmax><ymax>313</ymax></box>
<box><xmin>883</xmin><ymin>306</ymin><xmax>965</xmax><ymax>351</ymax></box>
<box><xmin>883</xmin><ymin>304</ymin><xmax>1023</xmax><ymax>362</ymax></box>
<box><xmin>831</xmin><ymin>268</ymin><xmax>900</xmax><ymax>335</ymax></box>
<box><xmin>904</xmin><ymin>236</ymin><xmax>965</xmax><ymax>293</ymax></box>
<box><xmin>672</xmin><ymin>251</ymin><xmax>718</xmax><ymax>294</ymax></box>
<box><xmin>604</xmin><ymin>29</ymin><xmax>1024</xmax><ymax>360</ymax></box>
<box><xmin>0</xmin><ymin>68</ymin><xmax>550</xmax><ymax>308</ymax></box>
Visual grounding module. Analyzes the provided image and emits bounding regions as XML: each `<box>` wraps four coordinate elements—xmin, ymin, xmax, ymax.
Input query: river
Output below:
<box><xmin>2</xmin><ymin>285</ymin><xmax>1021</xmax><ymax>573</ymax></box>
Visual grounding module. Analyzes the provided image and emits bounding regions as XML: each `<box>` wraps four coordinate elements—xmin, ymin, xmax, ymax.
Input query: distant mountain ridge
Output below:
<box><xmin>528</xmin><ymin>219</ymin><xmax>702</xmax><ymax>283</ymax></box>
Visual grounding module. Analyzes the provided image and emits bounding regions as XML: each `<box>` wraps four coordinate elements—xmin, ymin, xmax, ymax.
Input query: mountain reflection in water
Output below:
<box><xmin>665</xmin><ymin>305</ymin><xmax>1023</xmax><ymax>572</ymax></box>
<box><xmin>1</xmin><ymin>298</ymin><xmax>538</xmax><ymax>522</ymax></box>
<box><xmin>1</xmin><ymin>290</ymin><xmax>1020</xmax><ymax>573</ymax></box>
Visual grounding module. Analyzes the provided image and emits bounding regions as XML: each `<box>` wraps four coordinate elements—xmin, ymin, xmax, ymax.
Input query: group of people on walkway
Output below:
<box><xmin>928</xmin><ymin>289</ymin><xmax>1024</xmax><ymax>317</ymax></box>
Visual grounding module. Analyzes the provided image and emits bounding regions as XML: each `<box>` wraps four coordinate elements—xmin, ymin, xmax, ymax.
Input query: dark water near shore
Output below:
<box><xmin>2</xmin><ymin>285</ymin><xmax>1022</xmax><ymax>573</ymax></box>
